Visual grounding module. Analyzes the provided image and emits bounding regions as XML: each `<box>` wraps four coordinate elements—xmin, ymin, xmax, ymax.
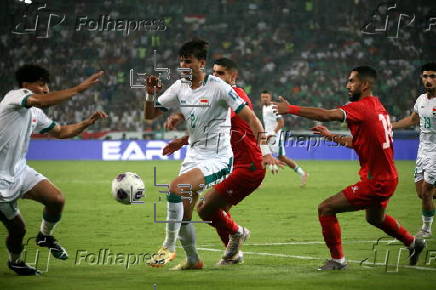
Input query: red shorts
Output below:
<box><xmin>214</xmin><ymin>166</ymin><xmax>266</xmax><ymax>206</ymax></box>
<box><xmin>342</xmin><ymin>178</ymin><xmax>398</xmax><ymax>209</ymax></box>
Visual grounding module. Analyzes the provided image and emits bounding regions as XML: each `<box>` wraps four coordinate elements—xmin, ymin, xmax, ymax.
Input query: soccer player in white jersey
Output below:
<box><xmin>392</xmin><ymin>62</ymin><xmax>436</xmax><ymax>238</ymax></box>
<box><xmin>0</xmin><ymin>65</ymin><xmax>105</xmax><ymax>275</ymax></box>
<box><xmin>261</xmin><ymin>91</ymin><xmax>308</xmax><ymax>186</ymax></box>
<box><xmin>144</xmin><ymin>40</ymin><xmax>279</xmax><ymax>270</ymax></box>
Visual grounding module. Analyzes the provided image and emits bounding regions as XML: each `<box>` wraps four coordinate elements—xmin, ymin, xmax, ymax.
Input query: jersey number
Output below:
<box><xmin>379</xmin><ymin>114</ymin><xmax>393</xmax><ymax>149</ymax></box>
<box><xmin>424</xmin><ymin>117</ymin><xmax>432</xmax><ymax>129</ymax></box>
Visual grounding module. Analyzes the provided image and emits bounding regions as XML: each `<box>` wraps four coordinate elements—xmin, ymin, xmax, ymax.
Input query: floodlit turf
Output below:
<box><xmin>1</xmin><ymin>160</ymin><xmax>435</xmax><ymax>289</ymax></box>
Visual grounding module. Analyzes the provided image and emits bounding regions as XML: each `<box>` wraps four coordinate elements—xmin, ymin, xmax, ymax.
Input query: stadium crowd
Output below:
<box><xmin>0</xmin><ymin>0</ymin><xmax>434</xmax><ymax>136</ymax></box>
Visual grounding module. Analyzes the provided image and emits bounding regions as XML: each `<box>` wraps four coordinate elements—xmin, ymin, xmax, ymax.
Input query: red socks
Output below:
<box><xmin>375</xmin><ymin>215</ymin><xmax>414</xmax><ymax>247</ymax></box>
<box><xmin>319</xmin><ymin>215</ymin><xmax>344</xmax><ymax>259</ymax></box>
<box><xmin>208</xmin><ymin>210</ymin><xmax>239</xmax><ymax>247</ymax></box>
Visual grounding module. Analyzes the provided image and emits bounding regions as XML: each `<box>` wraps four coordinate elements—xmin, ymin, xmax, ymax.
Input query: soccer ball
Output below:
<box><xmin>111</xmin><ymin>172</ymin><xmax>145</xmax><ymax>204</ymax></box>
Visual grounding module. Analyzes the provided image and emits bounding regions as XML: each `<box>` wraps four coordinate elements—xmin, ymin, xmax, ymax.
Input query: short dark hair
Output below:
<box><xmin>178</xmin><ymin>39</ymin><xmax>208</xmax><ymax>60</ymax></box>
<box><xmin>15</xmin><ymin>64</ymin><xmax>50</xmax><ymax>88</ymax></box>
<box><xmin>261</xmin><ymin>90</ymin><xmax>270</xmax><ymax>94</ymax></box>
<box><xmin>421</xmin><ymin>63</ymin><xmax>436</xmax><ymax>72</ymax></box>
<box><xmin>351</xmin><ymin>66</ymin><xmax>377</xmax><ymax>82</ymax></box>
<box><xmin>214</xmin><ymin>58</ymin><xmax>238</xmax><ymax>71</ymax></box>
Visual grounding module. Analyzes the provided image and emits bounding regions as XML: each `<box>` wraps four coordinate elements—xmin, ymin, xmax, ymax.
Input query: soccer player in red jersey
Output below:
<box><xmin>273</xmin><ymin>66</ymin><xmax>426</xmax><ymax>270</ymax></box>
<box><xmin>163</xmin><ymin>58</ymin><xmax>282</xmax><ymax>265</ymax></box>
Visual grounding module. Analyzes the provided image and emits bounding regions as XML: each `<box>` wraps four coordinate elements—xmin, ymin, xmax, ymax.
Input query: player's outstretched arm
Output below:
<box><xmin>311</xmin><ymin>125</ymin><xmax>353</xmax><ymax>148</ymax></box>
<box><xmin>162</xmin><ymin>135</ymin><xmax>189</xmax><ymax>156</ymax></box>
<box><xmin>391</xmin><ymin>112</ymin><xmax>419</xmax><ymax>129</ymax></box>
<box><xmin>144</xmin><ymin>75</ymin><xmax>164</xmax><ymax>120</ymax></box>
<box><xmin>26</xmin><ymin>71</ymin><xmax>104</xmax><ymax>108</ymax></box>
<box><xmin>48</xmin><ymin>111</ymin><xmax>108</xmax><ymax>139</ymax></box>
<box><xmin>272</xmin><ymin>96</ymin><xmax>344</xmax><ymax>122</ymax></box>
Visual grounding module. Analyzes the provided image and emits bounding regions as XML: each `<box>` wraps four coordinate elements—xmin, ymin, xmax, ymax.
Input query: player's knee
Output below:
<box><xmin>50</xmin><ymin>192</ymin><xmax>65</xmax><ymax>207</ymax></box>
<box><xmin>318</xmin><ymin>202</ymin><xmax>330</xmax><ymax>216</ymax></box>
<box><xmin>168</xmin><ymin>182</ymin><xmax>183</xmax><ymax>197</ymax></box>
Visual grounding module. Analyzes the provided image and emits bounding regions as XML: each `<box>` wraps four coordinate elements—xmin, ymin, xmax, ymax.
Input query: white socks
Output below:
<box><xmin>163</xmin><ymin>202</ymin><xmax>183</xmax><ymax>252</ymax></box>
<box><xmin>40</xmin><ymin>219</ymin><xmax>58</xmax><ymax>236</ymax></box>
<box><xmin>294</xmin><ymin>166</ymin><xmax>305</xmax><ymax>177</ymax></box>
<box><xmin>422</xmin><ymin>215</ymin><xmax>433</xmax><ymax>232</ymax></box>
<box><xmin>179</xmin><ymin>223</ymin><xmax>199</xmax><ymax>264</ymax></box>
<box><xmin>332</xmin><ymin>257</ymin><xmax>346</xmax><ymax>264</ymax></box>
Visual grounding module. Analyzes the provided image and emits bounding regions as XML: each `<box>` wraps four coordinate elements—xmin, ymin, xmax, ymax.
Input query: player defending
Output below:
<box><xmin>144</xmin><ymin>40</ymin><xmax>278</xmax><ymax>270</ymax></box>
<box><xmin>273</xmin><ymin>66</ymin><xmax>426</xmax><ymax>270</ymax></box>
<box><xmin>261</xmin><ymin>91</ymin><xmax>308</xmax><ymax>186</ymax></box>
<box><xmin>162</xmin><ymin>58</ymin><xmax>281</xmax><ymax>265</ymax></box>
<box><xmin>392</xmin><ymin>62</ymin><xmax>436</xmax><ymax>238</ymax></box>
<box><xmin>0</xmin><ymin>65</ymin><xmax>106</xmax><ymax>275</ymax></box>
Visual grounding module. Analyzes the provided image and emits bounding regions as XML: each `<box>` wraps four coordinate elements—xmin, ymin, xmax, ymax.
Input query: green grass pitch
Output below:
<box><xmin>1</xmin><ymin>160</ymin><xmax>435</xmax><ymax>289</ymax></box>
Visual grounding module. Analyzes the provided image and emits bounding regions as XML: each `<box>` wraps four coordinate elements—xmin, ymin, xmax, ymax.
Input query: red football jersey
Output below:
<box><xmin>230</xmin><ymin>87</ymin><xmax>263</xmax><ymax>169</ymax></box>
<box><xmin>339</xmin><ymin>96</ymin><xmax>398</xmax><ymax>180</ymax></box>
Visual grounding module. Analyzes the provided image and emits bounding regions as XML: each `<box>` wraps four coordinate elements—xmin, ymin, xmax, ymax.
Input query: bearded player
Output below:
<box><xmin>162</xmin><ymin>58</ymin><xmax>282</xmax><ymax>265</ymax></box>
<box><xmin>392</xmin><ymin>62</ymin><xmax>436</xmax><ymax>238</ymax></box>
<box><xmin>0</xmin><ymin>65</ymin><xmax>105</xmax><ymax>275</ymax></box>
<box><xmin>273</xmin><ymin>66</ymin><xmax>426</xmax><ymax>270</ymax></box>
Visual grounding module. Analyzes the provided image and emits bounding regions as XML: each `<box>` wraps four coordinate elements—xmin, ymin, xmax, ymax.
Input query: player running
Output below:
<box><xmin>144</xmin><ymin>40</ymin><xmax>279</xmax><ymax>270</ymax></box>
<box><xmin>162</xmin><ymin>58</ymin><xmax>282</xmax><ymax>265</ymax></box>
<box><xmin>273</xmin><ymin>66</ymin><xmax>426</xmax><ymax>270</ymax></box>
<box><xmin>261</xmin><ymin>91</ymin><xmax>308</xmax><ymax>186</ymax></box>
<box><xmin>0</xmin><ymin>65</ymin><xmax>105</xmax><ymax>275</ymax></box>
<box><xmin>392</xmin><ymin>62</ymin><xmax>436</xmax><ymax>238</ymax></box>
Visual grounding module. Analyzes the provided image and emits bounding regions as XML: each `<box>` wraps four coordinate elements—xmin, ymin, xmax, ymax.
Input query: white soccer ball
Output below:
<box><xmin>111</xmin><ymin>172</ymin><xmax>145</xmax><ymax>205</ymax></box>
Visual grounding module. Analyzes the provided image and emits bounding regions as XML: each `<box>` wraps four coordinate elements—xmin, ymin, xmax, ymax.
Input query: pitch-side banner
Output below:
<box><xmin>26</xmin><ymin>139</ymin><xmax>418</xmax><ymax>161</ymax></box>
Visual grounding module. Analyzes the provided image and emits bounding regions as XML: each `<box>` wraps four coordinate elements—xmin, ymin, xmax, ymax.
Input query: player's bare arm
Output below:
<box><xmin>272</xmin><ymin>96</ymin><xmax>344</xmax><ymax>122</ymax></box>
<box><xmin>163</xmin><ymin>136</ymin><xmax>189</xmax><ymax>156</ymax></box>
<box><xmin>144</xmin><ymin>75</ymin><xmax>164</xmax><ymax>120</ymax></box>
<box><xmin>48</xmin><ymin>111</ymin><xmax>108</xmax><ymax>139</ymax></box>
<box><xmin>311</xmin><ymin>125</ymin><xmax>353</xmax><ymax>148</ymax></box>
<box><xmin>391</xmin><ymin>112</ymin><xmax>420</xmax><ymax>129</ymax></box>
<box><xmin>26</xmin><ymin>71</ymin><xmax>104</xmax><ymax>108</ymax></box>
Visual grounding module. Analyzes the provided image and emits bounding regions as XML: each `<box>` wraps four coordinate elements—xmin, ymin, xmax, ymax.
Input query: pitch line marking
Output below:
<box><xmin>196</xmin><ymin>247</ymin><xmax>436</xmax><ymax>271</ymax></box>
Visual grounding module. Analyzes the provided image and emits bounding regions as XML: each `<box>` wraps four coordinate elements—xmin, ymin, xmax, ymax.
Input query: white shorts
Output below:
<box><xmin>415</xmin><ymin>153</ymin><xmax>436</xmax><ymax>186</ymax></box>
<box><xmin>179</xmin><ymin>149</ymin><xmax>233</xmax><ymax>190</ymax></box>
<box><xmin>0</xmin><ymin>166</ymin><xmax>46</xmax><ymax>220</ymax></box>
<box><xmin>267</xmin><ymin>132</ymin><xmax>286</xmax><ymax>156</ymax></box>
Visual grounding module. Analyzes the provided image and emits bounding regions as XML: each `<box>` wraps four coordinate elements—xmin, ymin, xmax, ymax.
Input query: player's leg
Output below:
<box><xmin>0</xmin><ymin>207</ymin><xmax>40</xmax><ymax>275</ymax></box>
<box><xmin>23</xmin><ymin>179</ymin><xmax>68</xmax><ymax>260</ymax></box>
<box><xmin>419</xmin><ymin>179</ymin><xmax>435</xmax><ymax>238</ymax></box>
<box><xmin>151</xmin><ymin>168</ymin><xmax>204</xmax><ymax>268</ymax></box>
<box><xmin>197</xmin><ymin>188</ymin><xmax>247</xmax><ymax>264</ymax></box>
<box><xmin>365</xmin><ymin>205</ymin><xmax>425</xmax><ymax>265</ymax></box>
<box><xmin>317</xmin><ymin>191</ymin><xmax>359</xmax><ymax>270</ymax></box>
<box><xmin>167</xmin><ymin>168</ymin><xmax>204</xmax><ymax>270</ymax></box>
<box><xmin>276</xmin><ymin>136</ymin><xmax>308</xmax><ymax>186</ymax></box>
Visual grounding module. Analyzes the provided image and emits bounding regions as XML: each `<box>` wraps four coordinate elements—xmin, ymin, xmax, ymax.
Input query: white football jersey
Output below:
<box><xmin>157</xmin><ymin>75</ymin><xmax>245</xmax><ymax>156</ymax></box>
<box><xmin>0</xmin><ymin>89</ymin><xmax>55</xmax><ymax>183</ymax></box>
<box><xmin>262</xmin><ymin>104</ymin><xmax>283</xmax><ymax>135</ymax></box>
<box><xmin>413</xmin><ymin>93</ymin><xmax>436</xmax><ymax>153</ymax></box>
